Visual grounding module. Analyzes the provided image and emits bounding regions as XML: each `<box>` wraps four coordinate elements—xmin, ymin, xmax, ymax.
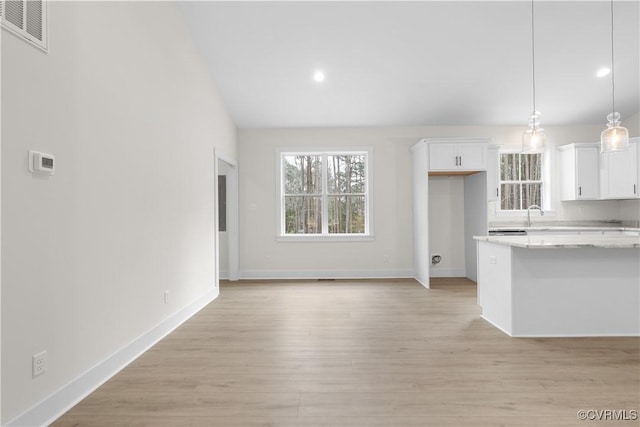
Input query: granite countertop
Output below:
<box><xmin>474</xmin><ymin>234</ymin><xmax>640</xmax><ymax>249</ymax></box>
<box><xmin>488</xmin><ymin>220</ymin><xmax>640</xmax><ymax>233</ymax></box>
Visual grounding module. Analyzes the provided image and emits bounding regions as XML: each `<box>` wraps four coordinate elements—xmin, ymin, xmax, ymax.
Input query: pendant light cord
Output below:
<box><xmin>610</xmin><ymin>0</ymin><xmax>616</xmax><ymax>116</ymax></box>
<box><xmin>531</xmin><ymin>0</ymin><xmax>536</xmax><ymax>118</ymax></box>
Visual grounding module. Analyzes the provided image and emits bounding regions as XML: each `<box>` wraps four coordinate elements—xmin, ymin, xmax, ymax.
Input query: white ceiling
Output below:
<box><xmin>179</xmin><ymin>1</ymin><xmax>640</xmax><ymax>129</ymax></box>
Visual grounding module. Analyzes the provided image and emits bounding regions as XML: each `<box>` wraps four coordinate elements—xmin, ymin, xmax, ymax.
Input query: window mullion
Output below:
<box><xmin>280</xmin><ymin>156</ymin><xmax>285</xmax><ymax>234</ymax></box>
<box><xmin>322</xmin><ymin>154</ymin><xmax>329</xmax><ymax>235</ymax></box>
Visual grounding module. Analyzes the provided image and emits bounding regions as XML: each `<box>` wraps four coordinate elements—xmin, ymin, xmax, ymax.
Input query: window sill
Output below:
<box><xmin>276</xmin><ymin>234</ymin><xmax>375</xmax><ymax>242</ymax></box>
<box><xmin>495</xmin><ymin>209</ymin><xmax>556</xmax><ymax>217</ymax></box>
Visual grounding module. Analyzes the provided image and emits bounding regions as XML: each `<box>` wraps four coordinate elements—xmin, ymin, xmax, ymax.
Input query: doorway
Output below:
<box><xmin>215</xmin><ymin>155</ymin><xmax>239</xmax><ymax>284</ymax></box>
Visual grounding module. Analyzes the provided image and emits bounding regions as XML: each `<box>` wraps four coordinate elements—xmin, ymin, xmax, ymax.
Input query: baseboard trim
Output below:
<box><xmin>480</xmin><ymin>315</ymin><xmax>639</xmax><ymax>338</ymax></box>
<box><xmin>7</xmin><ymin>287</ymin><xmax>219</xmax><ymax>427</ymax></box>
<box><xmin>239</xmin><ymin>269</ymin><xmax>414</xmax><ymax>280</ymax></box>
<box><xmin>429</xmin><ymin>268</ymin><xmax>466</xmax><ymax>278</ymax></box>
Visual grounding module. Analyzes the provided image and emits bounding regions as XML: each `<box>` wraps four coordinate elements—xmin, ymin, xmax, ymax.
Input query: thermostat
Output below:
<box><xmin>29</xmin><ymin>150</ymin><xmax>55</xmax><ymax>175</ymax></box>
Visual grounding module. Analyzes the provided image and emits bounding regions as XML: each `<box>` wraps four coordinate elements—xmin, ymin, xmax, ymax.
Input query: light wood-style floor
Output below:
<box><xmin>53</xmin><ymin>278</ymin><xmax>640</xmax><ymax>426</ymax></box>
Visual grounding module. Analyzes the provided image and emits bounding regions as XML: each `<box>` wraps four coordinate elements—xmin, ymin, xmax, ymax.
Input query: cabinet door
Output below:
<box><xmin>486</xmin><ymin>147</ymin><xmax>499</xmax><ymax>201</ymax></box>
<box><xmin>601</xmin><ymin>143</ymin><xmax>638</xmax><ymax>199</ymax></box>
<box><xmin>429</xmin><ymin>143</ymin><xmax>457</xmax><ymax>170</ymax></box>
<box><xmin>575</xmin><ymin>147</ymin><xmax>599</xmax><ymax>199</ymax></box>
<box><xmin>457</xmin><ymin>143</ymin><xmax>486</xmax><ymax>170</ymax></box>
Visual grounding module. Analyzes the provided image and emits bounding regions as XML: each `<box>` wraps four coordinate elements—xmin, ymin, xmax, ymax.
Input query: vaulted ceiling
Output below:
<box><xmin>179</xmin><ymin>1</ymin><xmax>640</xmax><ymax>129</ymax></box>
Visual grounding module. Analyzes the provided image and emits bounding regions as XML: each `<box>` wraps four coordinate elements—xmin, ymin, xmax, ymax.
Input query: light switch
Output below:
<box><xmin>489</xmin><ymin>256</ymin><xmax>497</xmax><ymax>264</ymax></box>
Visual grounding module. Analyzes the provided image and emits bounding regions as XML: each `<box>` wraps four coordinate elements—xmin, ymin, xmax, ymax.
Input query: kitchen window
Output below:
<box><xmin>277</xmin><ymin>148</ymin><xmax>373</xmax><ymax>240</ymax></box>
<box><xmin>498</xmin><ymin>151</ymin><xmax>550</xmax><ymax>211</ymax></box>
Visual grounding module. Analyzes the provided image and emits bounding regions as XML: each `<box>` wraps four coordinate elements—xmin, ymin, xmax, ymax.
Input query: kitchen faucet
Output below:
<box><xmin>527</xmin><ymin>205</ymin><xmax>544</xmax><ymax>227</ymax></box>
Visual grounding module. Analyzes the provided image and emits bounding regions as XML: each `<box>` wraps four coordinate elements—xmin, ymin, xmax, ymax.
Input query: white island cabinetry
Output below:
<box><xmin>475</xmin><ymin>235</ymin><xmax>640</xmax><ymax>337</ymax></box>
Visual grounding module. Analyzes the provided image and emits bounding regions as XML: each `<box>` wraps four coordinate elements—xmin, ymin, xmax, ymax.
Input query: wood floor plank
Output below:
<box><xmin>52</xmin><ymin>278</ymin><xmax>640</xmax><ymax>427</ymax></box>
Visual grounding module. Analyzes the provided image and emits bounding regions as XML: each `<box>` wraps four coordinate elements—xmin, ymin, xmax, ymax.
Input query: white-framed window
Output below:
<box><xmin>498</xmin><ymin>150</ymin><xmax>551</xmax><ymax>212</ymax></box>
<box><xmin>276</xmin><ymin>148</ymin><xmax>373</xmax><ymax>240</ymax></box>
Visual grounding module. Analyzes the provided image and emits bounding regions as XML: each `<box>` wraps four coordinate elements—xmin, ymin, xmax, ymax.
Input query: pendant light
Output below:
<box><xmin>601</xmin><ymin>0</ymin><xmax>629</xmax><ymax>153</ymax></box>
<box><xmin>522</xmin><ymin>0</ymin><xmax>547</xmax><ymax>153</ymax></box>
<box><xmin>522</xmin><ymin>0</ymin><xmax>546</xmax><ymax>154</ymax></box>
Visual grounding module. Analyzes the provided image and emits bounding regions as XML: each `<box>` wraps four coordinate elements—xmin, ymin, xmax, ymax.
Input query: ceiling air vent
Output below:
<box><xmin>0</xmin><ymin>0</ymin><xmax>48</xmax><ymax>52</ymax></box>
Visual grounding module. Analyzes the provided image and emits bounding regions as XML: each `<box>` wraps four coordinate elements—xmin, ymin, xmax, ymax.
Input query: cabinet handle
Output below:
<box><xmin>455</xmin><ymin>156</ymin><xmax>458</xmax><ymax>166</ymax></box>
<box><xmin>578</xmin><ymin>186</ymin><xmax>581</xmax><ymax>196</ymax></box>
<box><xmin>459</xmin><ymin>156</ymin><xmax>462</xmax><ymax>166</ymax></box>
<box><xmin>496</xmin><ymin>188</ymin><xmax>499</xmax><ymax>197</ymax></box>
<box><xmin>635</xmin><ymin>184</ymin><xmax>637</xmax><ymax>195</ymax></box>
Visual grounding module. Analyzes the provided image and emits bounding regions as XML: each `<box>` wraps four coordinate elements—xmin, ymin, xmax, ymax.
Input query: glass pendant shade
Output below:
<box><xmin>601</xmin><ymin>1</ymin><xmax>629</xmax><ymax>153</ymax></box>
<box><xmin>601</xmin><ymin>112</ymin><xmax>629</xmax><ymax>152</ymax></box>
<box><xmin>522</xmin><ymin>112</ymin><xmax>546</xmax><ymax>153</ymax></box>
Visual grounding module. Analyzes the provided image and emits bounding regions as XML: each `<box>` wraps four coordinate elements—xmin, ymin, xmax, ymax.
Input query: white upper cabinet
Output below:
<box><xmin>426</xmin><ymin>138</ymin><xmax>488</xmax><ymax>171</ymax></box>
<box><xmin>600</xmin><ymin>139</ymin><xmax>639</xmax><ymax>199</ymax></box>
<box><xmin>486</xmin><ymin>145</ymin><xmax>500</xmax><ymax>201</ymax></box>
<box><xmin>558</xmin><ymin>143</ymin><xmax>600</xmax><ymax>200</ymax></box>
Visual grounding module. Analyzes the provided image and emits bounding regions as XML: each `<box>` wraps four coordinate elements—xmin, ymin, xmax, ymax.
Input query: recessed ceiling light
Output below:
<box><xmin>313</xmin><ymin>70</ymin><xmax>325</xmax><ymax>82</ymax></box>
<box><xmin>596</xmin><ymin>67</ymin><xmax>611</xmax><ymax>78</ymax></box>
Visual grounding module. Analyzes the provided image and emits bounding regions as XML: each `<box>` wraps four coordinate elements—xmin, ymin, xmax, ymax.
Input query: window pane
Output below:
<box><xmin>500</xmin><ymin>183</ymin><xmax>521</xmax><ymax>210</ymax></box>
<box><xmin>522</xmin><ymin>153</ymin><xmax>542</xmax><ymax>181</ymax></box>
<box><xmin>522</xmin><ymin>183</ymin><xmax>542</xmax><ymax>208</ymax></box>
<box><xmin>500</xmin><ymin>153</ymin><xmax>520</xmax><ymax>181</ymax></box>
<box><xmin>328</xmin><ymin>195</ymin><xmax>366</xmax><ymax>234</ymax></box>
<box><xmin>284</xmin><ymin>196</ymin><xmax>322</xmax><ymax>234</ymax></box>
<box><xmin>327</xmin><ymin>155</ymin><xmax>366</xmax><ymax>194</ymax></box>
<box><xmin>284</xmin><ymin>155</ymin><xmax>321</xmax><ymax>194</ymax></box>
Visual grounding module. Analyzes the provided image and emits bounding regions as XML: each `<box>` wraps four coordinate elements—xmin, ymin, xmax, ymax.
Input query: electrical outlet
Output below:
<box><xmin>266</xmin><ymin>256</ymin><xmax>271</xmax><ymax>264</ymax></box>
<box><xmin>164</xmin><ymin>290</ymin><xmax>170</xmax><ymax>304</ymax></box>
<box><xmin>32</xmin><ymin>351</ymin><xmax>47</xmax><ymax>378</ymax></box>
<box><xmin>383</xmin><ymin>254</ymin><xmax>389</xmax><ymax>262</ymax></box>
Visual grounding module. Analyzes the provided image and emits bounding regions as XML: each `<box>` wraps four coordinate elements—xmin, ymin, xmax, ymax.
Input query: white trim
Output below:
<box><xmin>276</xmin><ymin>147</ymin><xmax>374</xmax><ymax>239</ymax></box>
<box><xmin>511</xmin><ymin>332</ymin><xmax>640</xmax><ymax>338</ymax></box>
<box><xmin>414</xmin><ymin>276</ymin><xmax>430</xmax><ymax>289</ymax></box>
<box><xmin>482</xmin><ymin>315</ymin><xmax>640</xmax><ymax>338</ymax></box>
<box><xmin>214</xmin><ymin>151</ymin><xmax>239</xmax><ymax>282</ymax></box>
<box><xmin>419</xmin><ymin>137</ymin><xmax>490</xmax><ymax>145</ymax></box>
<box><xmin>239</xmin><ymin>269</ymin><xmax>414</xmax><ymax>280</ymax></box>
<box><xmin>429</xmin><ymin>268</ymin><xmax>466</xmax><ymax>278</ymax></box>
<box><xmin>480</xmin><ymin>315</ymin><xmax>513</xmax><ymax>336</ymax></box>
<box><xmin>0</xmin><ymin>25</ymin><xmax>3</xmax><ymax>424</ymax></box>
<box><xmin>276</xmin><ymin>234</ymin><xmax>375</xmax><ymax>242</ymax></box>
<box><xmin>6</xmin><ymin>288</ymin><xmax>219</xmax><ymax>427</ymax></box>
<box><xmin>496</xmin><ymin>148</ymin><xmax>553</xmax><ymax>212</ymax></box>
<box><xmin>495</xmin><ymin>209</ymin><xmax>557</xmax><ymax>218</ymax></box>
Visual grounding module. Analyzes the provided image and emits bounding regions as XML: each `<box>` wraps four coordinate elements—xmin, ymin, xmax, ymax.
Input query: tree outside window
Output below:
<box><xmin>281</xmin><ymin>151</ymin><xmax>369</xmax><ymax>236</ymax></box>
<box><xmin>499</xmin><ymin>153</ymin><xmax>543</xmax><ymax>210</ymax></box>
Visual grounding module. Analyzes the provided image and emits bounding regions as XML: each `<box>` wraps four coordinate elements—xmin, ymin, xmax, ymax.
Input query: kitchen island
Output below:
<box><xmin>475</xmin><ymin>234</ymin><xmax>640</xmax><ymax>337</ymax></box>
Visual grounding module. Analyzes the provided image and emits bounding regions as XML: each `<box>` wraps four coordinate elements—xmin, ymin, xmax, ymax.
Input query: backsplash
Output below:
<box><xmin>488</xmin><ymin>198</ymin><xmax>639</xmax><ymax>225</ymax></box>
<box><xmin>619</xmin><ymin>199</ymin><xmax>640</xmax><ymax>222</ymax></box>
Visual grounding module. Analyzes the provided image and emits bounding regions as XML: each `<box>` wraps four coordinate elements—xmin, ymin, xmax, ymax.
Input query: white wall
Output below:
<box><xmin>238</xmin><ymin>123</ymin><xmax>637</xmax><ymax>279</ymax></box>
<box><xmin>464</xmin><ymin>172</ymin><xmax>488</xmax><ymax>282</ymax></box>
<box><xmin>1</xmin><ymin>2</ymin><xmax>236</xmax><ymax>423</ymax></box>
<box><xmin>0</xmin><ymin>23</ymin><xmax>3</xmax><ymax>425</ymax></box>
<box><xmin>239</xmin><ymin>128</ymin><xmax>415</xmax><ymax>279</ymax></box>
<box><xmin>428</xmin><ymin>177</ymin><xmax>465</xmax><ymax>277</ymax></box>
